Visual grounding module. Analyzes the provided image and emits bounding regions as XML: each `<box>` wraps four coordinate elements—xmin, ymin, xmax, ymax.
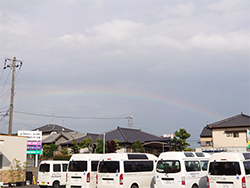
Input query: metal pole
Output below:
<box><xmin>8</xmin><ymin>57</ymin><xmax>16</xmax><ymax>135</ymax></box>
<box><xmin>103</xmin><ymin>133</ymin><xmax>105</xmax><ymax>154</ymax></box>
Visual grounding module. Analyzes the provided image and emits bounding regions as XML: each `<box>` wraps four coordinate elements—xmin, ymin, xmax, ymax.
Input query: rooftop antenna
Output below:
<box><xmin>127</xmin><ymin>114</ymin><xmax>133</xmax><ymax>128</ymax></box>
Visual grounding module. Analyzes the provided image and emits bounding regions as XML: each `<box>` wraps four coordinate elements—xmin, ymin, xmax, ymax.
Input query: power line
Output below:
<box><xmin>14</xmin><ymin>110</ymin><xmax>128</xmax><ymax>120</ymax></box>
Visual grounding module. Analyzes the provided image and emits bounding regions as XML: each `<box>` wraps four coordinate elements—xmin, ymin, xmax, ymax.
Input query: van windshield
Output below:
<box><xmin>39</xmin><ymin>164</ymin><xmax>50</xmax><ymax>172</ymax></box>
<box><xmin>208</xmin><ymin>162</ymin><xmax>241</xmax><ymax>175</ymax></box>
<box><xmin>68</xmin><ymin>161</ymin><xmax>87</xmax><ymax>172</ymax></box>
<box><xmin>98</xmin><ymin>161</ymin><xmax>119</xmax><ymax>173</ymax></box>
<box><xmin>156</xmin><ymin>160</ymin><xmax>180</xmax><ymax>173</ymax></box>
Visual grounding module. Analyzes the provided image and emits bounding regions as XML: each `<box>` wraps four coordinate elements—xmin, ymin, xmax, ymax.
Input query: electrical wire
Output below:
<box><xmin>14</xmin><ymin>110</ymin><xmax>128</xmax><ymax>120</ymax></box>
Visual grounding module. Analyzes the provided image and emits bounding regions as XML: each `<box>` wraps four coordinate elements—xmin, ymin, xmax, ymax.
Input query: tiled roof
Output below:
<box><xmin>32</xmin><ymin>124</ymin><xmax>74</xmax><ymax>133</ymax></box>
<box><xmin>43</xmin><ymin>132</ymin><xmax>85</xmax><ymax>144</ymax></box>
<box><xmin>207</xmin><ymin>113</ymin><xmax>250</xmax><ymax>129</ymax></box>
<box><xmin>200</xmin><ymin>127</ymin><xmax>212</xmax><ymax>137</ymax></box>
<box><xmin>60</xmin><ymin>126</ymin><xmax>162</xmax><ymax>145</ymax></box>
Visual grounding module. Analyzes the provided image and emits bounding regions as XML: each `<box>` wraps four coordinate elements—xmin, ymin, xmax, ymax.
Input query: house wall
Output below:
<box><xmin>213</xmin><ymin>128</ymin><xmax>248</xmax><ymax>148</ymax></box>
<box><xmin>0</xmin><ymin>135</ymin><xmax>27</xmax><ymax>183</ymax></box>
<box><xmin>200</xmin><ymin>137</ymin><xmax>213</xmax><ymax>148</ymax></box>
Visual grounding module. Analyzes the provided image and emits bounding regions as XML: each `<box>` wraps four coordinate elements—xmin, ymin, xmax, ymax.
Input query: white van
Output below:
<box><xmin>66</xmin><ymin>154</ymin><xmax>102</xmax><ymax>188</ymax></box>
<box><xmin>37</xmin><ymin>160</ymin><xmax>69</xmax><ymax>188</ymax></box>
<box><xmin>155</xmin><ymin>152</ymin><xmax>211</xmax><ymax>188</ymax></box>
<box><xmin>96</xmin><ymin>153</ymin><xmax>157</xmax><ymax>188</ymax></box>
<box><xmin>207</xmin><ymin>152</ymin><xmax>250</xmax><ymax>188</ymax></box>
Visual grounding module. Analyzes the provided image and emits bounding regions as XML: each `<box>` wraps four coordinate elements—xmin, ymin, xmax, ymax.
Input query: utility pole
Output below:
<box><xmin>4</xmin><ymin>57</ymin><xmax>23</xmax><ymax>135</ymax></box>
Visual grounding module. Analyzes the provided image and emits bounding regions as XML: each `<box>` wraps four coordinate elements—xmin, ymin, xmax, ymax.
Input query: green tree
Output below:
<box><xmin>42</xmin><ymin>143</ymin><xmax>58</xmax><ymax>158</ymax></box>
<box><xmin>60</xmin><ymin>148</ymin><xmax>69</xmax><ymax>155</ymax></box>
<box><xmin>79</xmin><ymin>138</ymin><xmax>95</xmax><ymax>153</ymax></box>
<box><xmin>114</xmin><ymin>139</ymin><xmax>120</xmax><ymax>150</ymax></box>
<box><xmin>70</xmin><ymin>139</ymin><xmax>80</xmax><ymax>154</ymax></box>
<box><xmin>173</xmin><ymin>128</ymin><xmax>191</xmax><ymax>151</ymax></box>
<box><xmin>132</xmin><ymin>140</ymin><xmax>145</xmax><ymax>153</ymax></box>
<box><xmin>95</xmin><ymin>139</ymin><xmax>107</xmax><ymax>154</ymax></box>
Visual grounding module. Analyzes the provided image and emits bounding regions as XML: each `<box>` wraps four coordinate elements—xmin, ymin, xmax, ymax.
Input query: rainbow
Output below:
<box><xmin>19</xmin><ymin>86</ymin><xmax>223</xmax><ymax>121</ymax></box>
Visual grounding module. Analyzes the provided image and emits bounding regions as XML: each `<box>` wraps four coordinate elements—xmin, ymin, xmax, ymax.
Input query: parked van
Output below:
<box><xmin>37</xmin><ymin>160</ymin><xmax>69</xmax><ymax>188</ymax></box>
<box><xmin>155</xmin><ymin>152</ymin><xmax>211</xmax><ymax>188</ymax></box>
<box><xmin>66</xmin><ymin>154</ymin><xmax>102</xmax><ymax>188</ymax></box>
<box><xmin>207</xmin><ymin>152</ymin><xmax>250</xmax><ymax>188</ymax></box>
<box><xmin>96</xmin><ymin>153</ymin><xmax>157</xmax><ymax>188</ymax></box>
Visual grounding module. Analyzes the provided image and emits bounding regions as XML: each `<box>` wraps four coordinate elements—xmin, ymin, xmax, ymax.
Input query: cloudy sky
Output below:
<box><xmin>0</xmin><ymin>0</ymin><xmax>249</xmax><ymax>147</ymax></box>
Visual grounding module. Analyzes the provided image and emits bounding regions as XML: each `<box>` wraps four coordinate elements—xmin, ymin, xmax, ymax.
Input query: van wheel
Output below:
<box><xmin>53</xmin><ymin>182</ymin><xmax>60</xmax><ymax>188</ymax></box>
<box><xmin>131</xmin><ymin>185</ymin><xmax>138</xmax><ymax>188</ymax></box>
<box><xmin>192</xmin><ymin>185</ymin><xmax>198</xmax><ymax>188</ymax></box>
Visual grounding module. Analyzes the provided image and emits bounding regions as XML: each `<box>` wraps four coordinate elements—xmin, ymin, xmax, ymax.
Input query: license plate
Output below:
<box><xmin>41</xmin><ymin>182</ymin><xmax>45</xmax><ymax>185</ymax></box>
<box><xmin>164</xmin><ymin>181</ymin><xmax>173</xmax><ymax>185</ymax></box>
<box><xmin>105</xmin><ymin>180</ymin><xmax>111</xmax><ymax>184</ymax></box>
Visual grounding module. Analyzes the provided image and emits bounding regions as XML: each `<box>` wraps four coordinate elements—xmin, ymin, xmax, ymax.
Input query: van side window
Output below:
<box><xmin>200</xmin><ymin>160</ymin><xmax>208</xmax><ymax>171</ymax></box>
<box><xmin>39</xmin><ymin>164</ymin><xmax>50</xmax><ymax>172</ymax></box>
<box><xmin>53</xmin><ymin>164</ymin><xmax>61</xmax><ymax>172</ymax></box>
<box><xmin>185</xmin><ymin>161</ymin><xmax>201</xmax><ymax>172</ymax></box>
<box><xmin>124</xmin><ymin>161</ymin><xmax>153</xmax><ymax>172</ymax></box>
<box><xmin>243</xmin><ymin>161</ymin><xmax>250</xmax><ymax>175</ymax></box>
<box><xmin>91</xmin><ymin>161</ymin><xmax>99</xmax><ymax>172</ymax></box>
<box><xmin>62</xmin><ymin>164</ymin><xmax>68</xmax><ymax>172</ymax></box>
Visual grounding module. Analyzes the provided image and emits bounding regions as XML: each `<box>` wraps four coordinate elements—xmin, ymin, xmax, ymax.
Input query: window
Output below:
<box><xmin>208</xmin><ymin>162</ymin><xmax>241</xmax><ymax>175</ymax></box>
<box><xmin>91</xmin><ymin>161</ymin><xmax>99</xmax><ymax>172</ymax></box>
<box><xmin>185</xmin><ymin>161</ymin><xmax>201</xmax><ymax>172</ymax></box>
<box><xmin>206</xmin><ymin>141</ymin><xmax>212</xmax><ymax>146</ymax></box>
<box><xmin>0</xmin><ymin>155</ymin><xmax>2</xmax><ymax>169</ymax></box>
<box><xmin>200</xmin><ymin>160</ymin><xmax>208</xmax><ymax>171</ymax></box>
<box><xmin>233</xmin><ymin>132</ymin><xmax>239</xmax><ymax>137</ymax></box>
<box><xmin>53</xmin><ymin>164</ymin><xmax>61</xmax><ymax>172</ymax></box>
<box><xmin>243</xmin><ymin>161</ymin><xmax>250</xmax><ymax>175</ymax></box>
<box><xmin>156</xmin><ymin>160</ymin><xmax>181</xmax><ymax>173</ymax></box>
<box><xmin>39</xmin><ymin>164</ymin><xmax>50</xmax><ymax>172</ymax></box>
<box><xmin>127</xmin><ymin>154</ymin><xmax>148</xmax><ymax>159</ymax></box>
<box><xmin>184</xmin><ymin>153</ymin><xmax>194</xmax><ymax>157</ymax></box>
<box><xmin>195</xmin><ymin>153</ymin><xmax>205</xmax><ymax>157</ymax></box>
<box><xmin>98</xmin><ymin>161</ymin><xmax>119</xmax><ymax>173</ymax></box>
<box><xmin>124</xmin><ymin>161</ymin><xmax>153</xmax><ymax>172</ymax></box>
<box><xmin>226</xmin><ymin>132</ymin><xmax>232</xmax><ymax>137</ymax></box>
<box><xmin>62</xmin><ymin>164</ymin><xmax>68</xmax><ymax>172</ymax></box>
<box><xmin>68</xmin><ymin>161</ymin><xmax>87</xmax><ymax>172</ymax></box>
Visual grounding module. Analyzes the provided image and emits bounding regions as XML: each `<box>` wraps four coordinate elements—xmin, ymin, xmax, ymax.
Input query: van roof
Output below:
<box><xmin>39</xmin><ymin>160</ymin><xmax>69</xmax><ymax>164</ymax></box>
<box><xmin>209</xmin><ymin>152</ymin><xmax>250</xmax><ymax>161</ymax></box>
<box><xmin>70</xmin><ymin>153</ymin><xmax>103</xmax><ymax>160</ymax></box>
<box><xmin>158</xmin><ymin>152</ymin><xmax>211</xmax><ymax>160</ymax></box>
<box><xmin>101</xmin><ymin>153</ymin><xmax>157</xmax><ymax>161</ymax></box>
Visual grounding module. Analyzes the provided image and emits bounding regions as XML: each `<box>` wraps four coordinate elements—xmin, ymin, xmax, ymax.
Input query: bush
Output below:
<box><xmin>53</xmin><ymin>154</ymin><xmax>71</xmax><ymax>161</ymax></box>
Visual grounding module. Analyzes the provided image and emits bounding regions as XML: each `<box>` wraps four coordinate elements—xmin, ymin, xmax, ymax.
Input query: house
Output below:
<box><xmin>0</xmin><ymin>135</ymin><xmax>27</xmax><ymax>184</ymax></box>
<box><xmin>60</xmin><ymin>126</ymin><xmax>181</xmax><ymax>154</ymax></box>
<box><xmin>32</xmin><ymin>124</ymin><xmax>85</xmax><ymax>147</ymax></box>
<box><xmin>198</xmin><ymin>113</ymin><xmax>250</xmax><ymax>152</ymax></box>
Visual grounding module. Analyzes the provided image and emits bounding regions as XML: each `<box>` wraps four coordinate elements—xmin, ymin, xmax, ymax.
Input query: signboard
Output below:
<box><xmin>27</xmin><ymin>150</ymin><xmax>42</xmax><ymax>155</ymax></box>
<box><xmin>163</xmin><ymin>134</ymin><xmax>174</xmax><ymax>139</ymax></box>
<box><xmin>18</xmin><ymin>131</ymin><xmax>42</xmax><ymax>141</ymax></box>
<box><xmin>18</xmin><ymin>130</ymin><xmax>42</xmax><ymax>155</ymax></box>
